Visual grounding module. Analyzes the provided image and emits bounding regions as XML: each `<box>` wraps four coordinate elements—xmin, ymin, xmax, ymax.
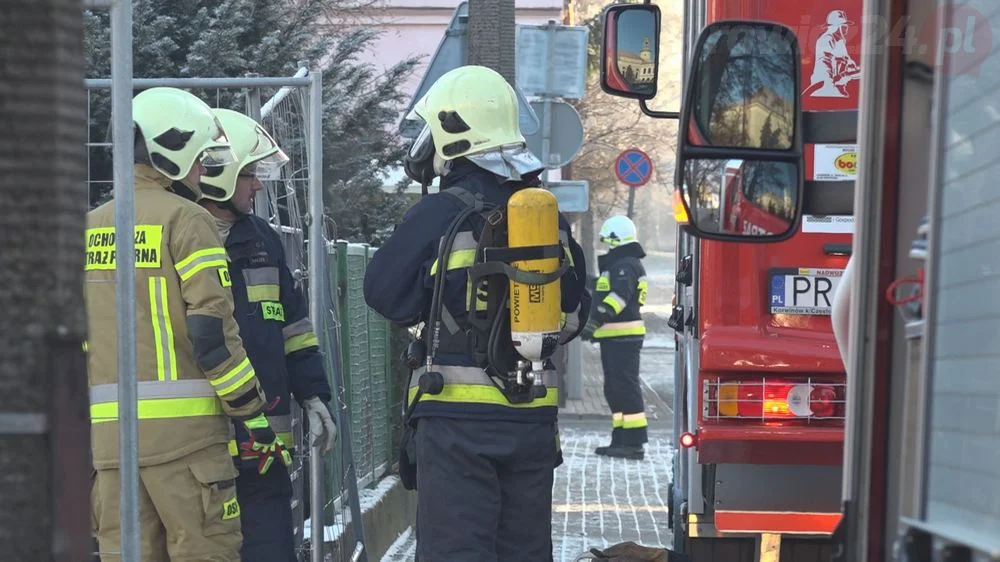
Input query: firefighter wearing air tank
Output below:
<box><xmin>363</xmin><ymin>64</ymin><xmax>589</xmax><ymax>561</ymax></box>
<box><xmin>582</xmin><ymin>215</ymin><xmax>650</xmax><ymax>460</ymax></box>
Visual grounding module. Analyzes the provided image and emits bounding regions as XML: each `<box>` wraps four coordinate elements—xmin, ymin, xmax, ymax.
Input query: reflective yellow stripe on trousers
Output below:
<box><xmin>89</xmin><ymin>379</ymin><xmax>222</xmax><ymax>423</ymax></box>
<box><xmin>408</xmin><ymin>365</ymin><xmax>559</xmax><ymax>408</ymax></box>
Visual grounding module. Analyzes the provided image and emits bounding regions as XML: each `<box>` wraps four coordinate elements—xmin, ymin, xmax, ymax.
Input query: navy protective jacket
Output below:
<box><xmin>363</xmin><ymin>161</ymin><xmax>589</xmax><ymax>423</ymax></box>
<box><xmin>224</xmin><ymin>214</ymin><xmax>332</xmax><ymax>457</ymax></box>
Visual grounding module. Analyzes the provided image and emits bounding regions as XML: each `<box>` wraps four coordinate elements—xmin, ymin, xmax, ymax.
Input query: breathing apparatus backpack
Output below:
<box><xmin>408</xmin><ymin>183</ymin><xmax>573</xmax><ymax>410</ymax></box>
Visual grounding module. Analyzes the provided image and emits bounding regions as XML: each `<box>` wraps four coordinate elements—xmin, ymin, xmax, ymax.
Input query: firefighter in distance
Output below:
<box><xmin>582</xmin><ymin>215</ymin><xmax>650</xmax><ymax>460</ymax></box>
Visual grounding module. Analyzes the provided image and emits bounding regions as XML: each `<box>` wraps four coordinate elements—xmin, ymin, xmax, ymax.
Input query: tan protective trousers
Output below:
<box><xmin>92</xmin><ymin>443</ymin><xmax>243</xmax><ymax>562</ymax></box>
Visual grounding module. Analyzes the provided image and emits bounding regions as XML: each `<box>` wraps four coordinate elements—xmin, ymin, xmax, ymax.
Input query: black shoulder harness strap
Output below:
<box><xmin>422</xmin><ymin>184</ymin><xmax>571</xmax><ymax>403</ymax></box>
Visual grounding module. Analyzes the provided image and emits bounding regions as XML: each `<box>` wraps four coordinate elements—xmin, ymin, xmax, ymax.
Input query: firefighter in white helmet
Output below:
<box><xmin>198</xmin><ymin>108</ymin><xmax>337</xmax><ymax>562</ymax></box>
<box><xmin>87</xmin><ymin>87</ymin><xmax>278</xmax><ymax>560</ymax></box>
<box><xmin>581</xmin><ymin>214</ymin><xmax>650</xmax><ymax>460</ymax></box>
<box><xmin>363</xmin><ymin>65</ymin><xmax>589</xmax><ymax>560</ymax></box>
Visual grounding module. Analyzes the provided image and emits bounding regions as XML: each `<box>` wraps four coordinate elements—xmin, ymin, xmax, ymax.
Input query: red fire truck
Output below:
<box><xmin>601</xmin><ymin>0</ymin><xmax>859</xmax><ymax>559</ymax></box>
<box><xmin>720</xmin><ymin>159</ymin><xmax>795</xmax><ymax>236</ymax></box>
<box><xmin>604</xmin><ymin>0</ymin><xmax>1000</xmax><ymax>560</ymax></box>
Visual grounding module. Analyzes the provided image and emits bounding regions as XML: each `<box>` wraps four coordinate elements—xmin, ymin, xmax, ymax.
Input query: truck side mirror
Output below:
<box><xmin>599</xmin><ymin>3</ymin><xmax>661</xmax><ymax>100</ymax></box>
<box><xmin>674</xmin><ymin>21</ymin><xmax>805</xmax><ymax>243</ymax></box>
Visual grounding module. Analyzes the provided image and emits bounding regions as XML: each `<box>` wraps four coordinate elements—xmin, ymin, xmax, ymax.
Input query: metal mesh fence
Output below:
<box><xmin>82</xmin><ymin>70</ymin><xmax>404</xmax><ymax>561</ymax></box>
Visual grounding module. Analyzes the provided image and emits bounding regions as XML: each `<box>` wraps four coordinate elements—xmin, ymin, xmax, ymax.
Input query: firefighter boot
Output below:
<box><xmin>594</xmin><ymin>428</ymin><xmax>623</xmax><ymax>455</ymax></box>
<box><xmin>597</xmin><ymin>445</ymin><xmax>644</xmax><ymax>461</ymax></box>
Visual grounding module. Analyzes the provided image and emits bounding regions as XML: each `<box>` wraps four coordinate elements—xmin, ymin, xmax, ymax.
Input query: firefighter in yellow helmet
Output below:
<box><xmin>198</xmin><ymin>108</ymin><xmax>337</xmax><ymax>562</ymax></box>
<box><xmin>581</xmin><ymin>215</ymin><xmax>650</xmax><ymax>459</ymax></box>
<box><xmin>86</xmin><ymin>87</ymin><xmax>282</xmax><ymax>561</ymax></box>
<box><xmin>364</xmin><ymin>65</ymin><xmax>590</xmax><ymax>561</ymax></box>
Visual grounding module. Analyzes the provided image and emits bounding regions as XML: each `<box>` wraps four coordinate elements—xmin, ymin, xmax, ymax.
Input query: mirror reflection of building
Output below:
<box><xmin>711</xmin><ymin>87</ymin><xmax>794</xmax><ymax>149</ymax></box>
<box><xmin>616</xmin><ymin>36</ymin><xmax>655</xmax><ymax>88</ymax></box>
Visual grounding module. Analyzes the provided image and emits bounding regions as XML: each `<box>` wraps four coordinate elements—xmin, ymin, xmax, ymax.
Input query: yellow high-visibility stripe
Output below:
<box><xmin>622</xmin><ymin>412</ymin><xmax>648</xmax><ymax>429</ymax></box>
<box><xmin>407</xmin><ymin>384</ymin><xmax>558</xmax><ymax>408</ymax></box>
<box><xmin>596</xmin><ymin>274</ymin><xmax>611</xmax><ymax>292</ymax></box>
<box><xmin>246</xmin><ymin>284</ymin><xmax>280</xmax><ymax>302</ymax></box>
<box><xmin>612</xmin><ymin>412</ymin><xmax>624</xmax><ymax>428</ymax></box>
<box><xmin>602</xmin><ymin>293</ymin><xmax>627</xmax><ymax>315</ymax></box>
<box><xmin>148</xmin><ymin>277</ymin><xmax>177</xmax><ymax>381</ymax></box>
<box><xmin>430</xmin><ymin>249</ymin><xmax>477</xmax><ymax>275</ymax></box>
<box><xmin>90</xmin><ymin>397</ymin><xmax>223</xmax><ymax>423</ymax></box>
<box><xmin>211</xmin><ymin>357</ymin><xmax>257</xmax><ymax>397</ymax></box>
<box><xmin>594</xmin><ymin>320</ymin><xmax>646</xmax><ymax>338</ymax></box>
<box><xmin>407</xmin><ymin>365</ymin><xmax>559</xmax><ymax>408</ymax></box>
<box><xmin>284</xmin><ymin>332</ymin><xmax>319</xmax><ymax>355</ymax></box>
<box><xmin>175</xmin><ymin>248</ymin><xmax>229</xmax><ymax>282</ymax></box>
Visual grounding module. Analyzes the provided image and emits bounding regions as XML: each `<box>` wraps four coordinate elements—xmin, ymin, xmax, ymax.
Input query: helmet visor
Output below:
<box><xmin>408</xmin><ymin>124</ymin><xmax>434</xmax><ymax>160</ymax></box>
<box><xmin>250</xmin><ymin>149</ymin><xmax>290</xmax><ymax>181</ymax></box>
<box><xmin>200</xmin><ymin>144</ymin><xmax>238</xmax><ymax>168</ymax></box>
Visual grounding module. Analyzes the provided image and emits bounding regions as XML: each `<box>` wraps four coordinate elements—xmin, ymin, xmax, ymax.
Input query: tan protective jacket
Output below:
<box><xmin>86</xmin><ymin>165</ymin><xmax>267</xmax><ymax>469</ymax></box>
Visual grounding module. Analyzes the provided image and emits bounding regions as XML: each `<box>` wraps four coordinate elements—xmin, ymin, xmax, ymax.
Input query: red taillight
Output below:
<box><xmin>808</xmin><ymin>385</ymin><xmax>838</xmax><ymax>418</ymax></box>
<box><xmin>707</xmin><ymin>378</ymin><xmax>845</xmax><ymax>421</ymax></box>
<box><xmin>679</xmin><ymin>432</ymin><xmax>697</xmax><ymax>448</ymax></box>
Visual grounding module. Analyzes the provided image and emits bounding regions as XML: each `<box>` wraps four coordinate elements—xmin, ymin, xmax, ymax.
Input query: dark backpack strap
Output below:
<box><xmin>441</xmin><ymin>185</ymin><xmax>482</xmax><ymax>211</ymax></box>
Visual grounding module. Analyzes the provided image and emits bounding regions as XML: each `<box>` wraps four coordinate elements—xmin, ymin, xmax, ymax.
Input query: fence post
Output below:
<box><xmin>109</xmin><ymin>0</ymin><xmax>141</xmax><ymax>558</ymax></box>
<box><xmin>365</xmin><ymin>246</ymin><xmax>391</xmax><ymax>476</ymax></box>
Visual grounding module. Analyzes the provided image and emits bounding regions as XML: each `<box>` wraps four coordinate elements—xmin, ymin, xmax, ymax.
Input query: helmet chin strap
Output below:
<box><xmin>170</xmin><ymin>180</ymin><xmax>199</xmax><ymax>203</ymax></box>
<box><xmin>220</xmin><ymin>199</ymin><xmax>249</xmax><ymax>219</ymax></box>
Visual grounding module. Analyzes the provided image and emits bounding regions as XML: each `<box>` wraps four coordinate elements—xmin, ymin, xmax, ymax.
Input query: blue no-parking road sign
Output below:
<box><xmin>614</xmin><ymin>148</ymin><xmax>653</xmax><ymax>188</ymax></box>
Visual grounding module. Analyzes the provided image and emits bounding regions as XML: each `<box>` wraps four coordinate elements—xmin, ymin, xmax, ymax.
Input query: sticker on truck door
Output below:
<box><xmin>801</xmin><ymin>215</ymin><xmax>854</xmax><ymax>234</ymax></box>
<box><xmin>814</xmin><ymin>144</ymin><xmax>857</xmax><ymax>181</ymax></box>
<box><xmin>803</xmin><ymin>10</ymin><xmax>861</xmax><ymax>98</ymax></box>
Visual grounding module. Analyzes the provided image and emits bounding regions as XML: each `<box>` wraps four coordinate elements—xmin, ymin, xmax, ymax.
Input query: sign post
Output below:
<box><xmin>515</xmin><ymin>20</ymin><xmax>588</xmax><ymax>185</ymax></box>
<box><xmin>515</xmin><ymin>20</ymin><xmax>589</xmax><ymax>403</ymax></box>
<box><xmin>614</xmin><ymin>148</ymin><xmax>654</xmax><ymax>218</ymax></box>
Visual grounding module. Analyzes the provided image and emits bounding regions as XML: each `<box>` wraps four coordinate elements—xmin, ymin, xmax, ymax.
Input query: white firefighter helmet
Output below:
<box><xmin>405</xmin><ymin>65</ymin><xmax>542</xmax><ymax>182</ymax></box>
<box><xmin>132</xmin><ymin>87</ymin><xmax>237</xmax><ymax>181</ymax></box>
<box><xmin>599</xmin><ymin>215</ymin><xmax>638</xmax><ymax>248</ymax></box>
<box><xmin>199</xmin><ymin>108</ymin><xmax>289</xmax><ymax>202</ymax></box>
<box><xmin>826</xmin><ymin>10</ymin><xmax>853</xmax><ymax>27</ymax></box>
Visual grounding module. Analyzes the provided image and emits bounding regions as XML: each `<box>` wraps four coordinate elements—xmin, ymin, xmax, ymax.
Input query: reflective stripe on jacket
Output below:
<box><xmin>364</xmin><ymin>162</ymin><xmax>589</xmax><ymax>423</ymax></box>
<box><xmin>591</xmin><ymin>243</ymin><xmax>648</xmax><ymax>340</ymax></box>
<box><xmin>86</xmin><ymin>164</ymin><xmax>267</xmax><ymax>469</ymax></box>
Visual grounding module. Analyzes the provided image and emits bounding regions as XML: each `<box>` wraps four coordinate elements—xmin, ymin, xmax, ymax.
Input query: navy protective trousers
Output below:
<box><xmin>599</xmin><ymin>338</ymin><xmax>648</xmax><ymax>447</ymax></box>
<box><xmin>235</xmin><ymin>462</ymin><xmax>297</xmax><ymax>562</ymax></box>
<box><xmin>413</xmin><ymin>417</ymin><xmax>558</xmax><ymax>562</ymax></box>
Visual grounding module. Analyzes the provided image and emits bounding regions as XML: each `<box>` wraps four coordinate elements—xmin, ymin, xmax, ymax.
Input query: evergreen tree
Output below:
<box><xmin>759</xmin><ymin>114</ymin><xmax>781</xmax><ymax>150</ymax></box>
<box><xmin>84</xmin><ymin>0</ymin><xmax>419</xmax><ymax>244</ymax></box>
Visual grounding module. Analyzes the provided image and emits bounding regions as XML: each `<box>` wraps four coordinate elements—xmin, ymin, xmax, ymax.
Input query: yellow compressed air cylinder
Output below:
<box><xmin>507</xmin><ymin>187</ymin><xmax>562</xmax><ymax>363</ymax></box>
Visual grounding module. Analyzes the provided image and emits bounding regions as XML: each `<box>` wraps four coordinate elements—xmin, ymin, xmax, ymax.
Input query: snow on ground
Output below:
<box><xmin>552</xmin><ymin>426</ymin><xmax>675</xmax><ymax>561</ymax></box>
<box><xmin>380</xmin><ymin>250</ymin><xmax>680</xmax><ymax>561</ymax></box>
<box><xmin>381</xmin><ymin>526</ymin><xmax>417</xmax><ymax>562</ymax></box>
<box><xmin>304</xmin><ymin>475</ymin><xmax>402</xmax><ymax>545</ymax></box>
<box><xmin>380</xmin><ymin>426</ymin><xmax>675</xmax><ymax>562</ymax></box>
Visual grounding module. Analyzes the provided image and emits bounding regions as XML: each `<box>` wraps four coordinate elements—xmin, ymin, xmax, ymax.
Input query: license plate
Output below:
<box><xmin>769</xmin><ymin>268</ymin><xmax>844</xmax><ymax>315</ymax></box>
